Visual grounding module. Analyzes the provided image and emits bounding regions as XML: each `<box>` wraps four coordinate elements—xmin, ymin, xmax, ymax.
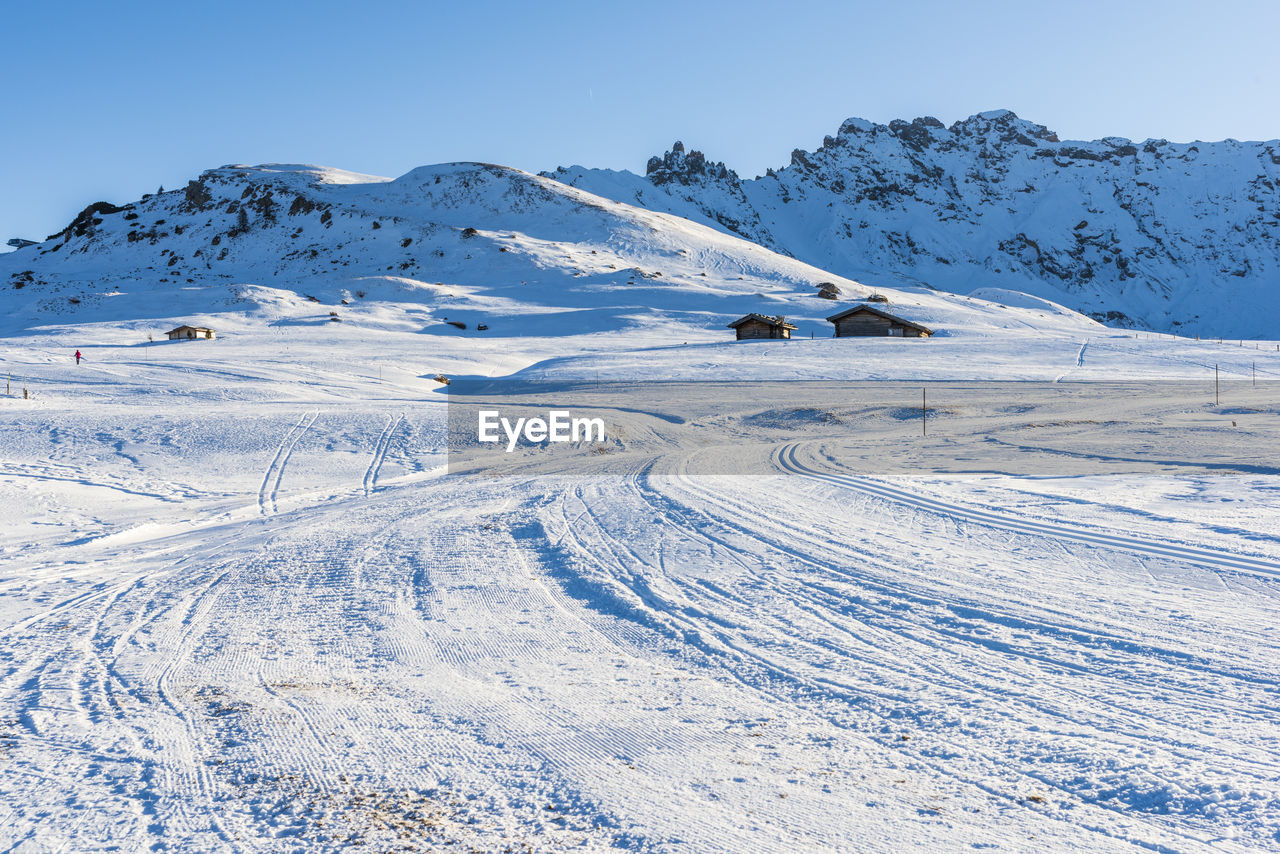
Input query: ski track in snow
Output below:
<box><xmin>775</xmin><ymin>442</ymin><xmax>1280</xmax><ymax>578</ymax></box>
<box><xmin>538</xmin><ymin>458</ymin><xmax>1278</xmax><ymax>850</ymax></box>
<box><xmin>2</xmin><ymin>402</ymin><xmax>1279</xmax><ymax>851</ymax></box>
<box><xmin>362</xmin><ymin>413</ymin><xmax>402</xmax><ymax>497</ymax></box>
<box><xmin>257</xmin><ymin>410</ymin><xmax>318</xmax><ymax>516</ymax></box>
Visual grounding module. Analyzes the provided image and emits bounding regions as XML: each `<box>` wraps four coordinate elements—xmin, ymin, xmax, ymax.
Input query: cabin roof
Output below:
<box><xmin>727</xmin><ymin>313</ymin><xmax>798</xmax><ymax>330</ymax></box>
<box><xmin>824</xmin><ymin>304</ymin><xmax>934</xmax><ymax>334</ymax></box>
<box><xmin>167</xmin><ymin>325</ymin><xmax>215</xmax><ymax>333</ymax></box>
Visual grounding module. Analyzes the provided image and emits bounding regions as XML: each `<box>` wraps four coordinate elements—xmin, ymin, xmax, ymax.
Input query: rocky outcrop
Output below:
<box><xmin>645</xmin><ymin>141</ymin><xmax>737</xmax><ymax>186</ymax></box>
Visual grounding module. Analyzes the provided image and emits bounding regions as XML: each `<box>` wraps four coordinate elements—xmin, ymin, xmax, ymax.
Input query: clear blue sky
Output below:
<box><xmin>3</xmin><ymin>0</ymin><xmax>1277</xmax><ymax>251</ymax></box>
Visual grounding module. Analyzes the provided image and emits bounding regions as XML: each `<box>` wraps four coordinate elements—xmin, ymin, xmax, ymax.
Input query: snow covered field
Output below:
<box><xmin>2</xmin><ymin>163</ymin><xmax>1280</xmax><ymax>851</ymax></box>
<box><xmin>2</xmin><ymin>321</ymin><xmax>1278</xmax><ymax>853</ymax></box>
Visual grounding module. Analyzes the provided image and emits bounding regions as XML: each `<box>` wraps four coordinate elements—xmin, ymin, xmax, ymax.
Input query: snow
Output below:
<box><xmin>1</xmin><ymin>161</ymin><xmax>1280</xmax><ymax>851</ymax></box>
<box><xmin>222</xmin><ymin>163</ymin><xmax>394</xmax><ymax>186</ymax></box>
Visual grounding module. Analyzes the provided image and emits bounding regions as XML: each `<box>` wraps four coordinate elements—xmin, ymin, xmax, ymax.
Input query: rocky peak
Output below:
<box><xmin>645</xmin><ymin>141</ymin><xmax>738</xmax><ymax>186</ymax></box>
<box><xmin>836</xmin><ymin>117</ymin><xmax>877</xmax><ymax>138</ymax></box>
<box><xmin>947</xmin><ymin>110</ymin><xmax>1060</xmax><ymax>145</ymax></box>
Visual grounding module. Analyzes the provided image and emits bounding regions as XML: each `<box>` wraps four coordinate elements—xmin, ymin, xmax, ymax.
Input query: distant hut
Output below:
<box><xmin>826</xmin><ymin>305</ymin><xmax>933</xmax><ymax>338</ymax></box>
<box><xmin>166</xmin><ymin>325</ymin><xmax>216</xmax><ymax>340</ymax></box>
<box><xmin>727</xmin><ymin>313</ymin><xmax>798</xmax><ymax>340</ymax></box>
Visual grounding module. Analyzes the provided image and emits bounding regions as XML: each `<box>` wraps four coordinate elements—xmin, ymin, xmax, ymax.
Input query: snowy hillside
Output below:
<box><xmin>0</xmin><ymin>158</ymin><xmax>1123</xmax><ymax>361</ymax></box>
<box><xmin>0</xmin><ymin>160</ymin><xmax>914</xmax><ymax>339</ymax></box>
<box><xmin>545</xmin><ymin>110</ymin><xmax>1280</xmax><ymax>337</ymax></box>
<box><xmin>5</xmin><ymin>160</ymin><xmax>846</xmax><ymax>338</ymax></box>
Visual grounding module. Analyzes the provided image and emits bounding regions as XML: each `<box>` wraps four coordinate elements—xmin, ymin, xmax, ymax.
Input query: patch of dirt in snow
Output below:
<box><xmin>227</xmin><ymin>772</ymin><xmax>614</xmax><ymax>852</ymax></box>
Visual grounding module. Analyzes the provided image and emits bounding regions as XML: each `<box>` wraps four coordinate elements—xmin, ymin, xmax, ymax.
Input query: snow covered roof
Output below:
<box><xmin>726</xmin><ymin>313</ymin><xmax>797</xmax><ymax>330</ymax></box>
<box><xmin>825</xmin><ymin>304</ymin><xmax>935</xmax><ymax>334</ymax></box>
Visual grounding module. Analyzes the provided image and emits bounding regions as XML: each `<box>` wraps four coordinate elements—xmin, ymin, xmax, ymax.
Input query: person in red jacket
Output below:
<box><xmin>74</xmin><ymin>350</ymin><xmax>82</xmax><ymax>365</ymax></box>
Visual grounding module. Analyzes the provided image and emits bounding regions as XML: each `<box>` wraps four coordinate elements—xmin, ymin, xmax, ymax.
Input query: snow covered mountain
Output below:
<box><xmin>545</xmin><ymin>110</ymin><xmax>1280</xmax><ymax>337</ymax></box>
<box><xmin>7</xmin><ymin>111</ymin><xmax>1278</xmax><ymax>340</ymax></box>
<box><xmin>0</xmin><ymin>161</ymin><xmax>838</xmax><ymax>334</ymax></box>
<box><xmin>0</xmin><ymin>159</ymin><xmax>1102</xmax><ymax>348</ymax></box>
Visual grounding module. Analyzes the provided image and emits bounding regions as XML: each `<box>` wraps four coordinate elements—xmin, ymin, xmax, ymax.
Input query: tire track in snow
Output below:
<box><xmin>254</xmin><ymin>524</ymin><xmax>438</xmax><ymax>788</ymax></box>
<box><xmin>257</xmin><ymin>411</ymin><xmax>318</xmax><ymax>516</ymax></box>
<box><xmin>362</xmin><ymin>414</ymin><xmax>402</xmax><ymax>497</ymax></box>
<box><xmin>659</xmin><ymin>465</ymin><xmax>1279</xmax><ymax>722</ymax></box>
<box><xmin>0</xmin><ymin>551</ymin><xmax>243</xmax><ymax>848</ymax></box>
<box><xmin>556</xmin><ymin>467</ymin><xmax>1226</xmax><ymax>850</ymax></box>
<box><xmin>3</xmin><ymin>572</ymin><xmax>154</xmax><ymax>636</ymax></box>
<box><xmin>249</xmin><ymin>541</ymin><xmax>356</xmax><ymax>794</ymax></box>
<box><xmin>635</xmin><ymin>462</ymin><xmax>1279</xmax><ymax>846</ymax></box>
<box><xmin>539</xmin><ymin>480</ymin><xmax>846</xmax><ymax>845</ymax></box>
<box><xmin>776</xmin><ymin>442</ymin><xmax>1280</xmax><ymax>579</ymax></box>
<box><xmin>404</xmin><ymin>479</ymin><xmax>721</xmax><ymax>803</ymax></box>
<box><xmin>147</xmin><ymin>567</ymin><xmax>239</xmax><ymax>843</ymax></box>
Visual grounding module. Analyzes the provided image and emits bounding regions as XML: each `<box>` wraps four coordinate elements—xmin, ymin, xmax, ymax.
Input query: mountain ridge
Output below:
<box><xmin>5</xmin><ymin>110</ymin><xmax>1277</xmax><ymax>340</ymax></box>
<box><xmin>544</xmin><ymin>110</ymin><xmax>1280</xmax><ymax>336</ymax></box>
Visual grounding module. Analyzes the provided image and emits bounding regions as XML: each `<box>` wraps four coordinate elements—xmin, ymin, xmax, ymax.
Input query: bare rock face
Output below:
<box><xmin>54</xmin><ymin>201</ymin><xmax>129</xmax><ymax>240</ymax></box>
<box><xmin>183</xmin><ymin>179</ymin><xmax>213</xmax><ymax>210</ymax></box>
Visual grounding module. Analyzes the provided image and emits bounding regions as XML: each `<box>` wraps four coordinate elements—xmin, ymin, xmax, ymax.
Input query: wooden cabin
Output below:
<box><xmin>166</xmin><ymin>325</ymin><xmax>216</xmax><ymax>340</ymax></box>
<box><xmin>727</xmin><ymin>314</ymin><xmax>798</xmax><ymax>340</ymax></box>
<box><xmin>826</xmin><ymin>305</ymin><xmax>933</xmax><ymax>338</ymax></box>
